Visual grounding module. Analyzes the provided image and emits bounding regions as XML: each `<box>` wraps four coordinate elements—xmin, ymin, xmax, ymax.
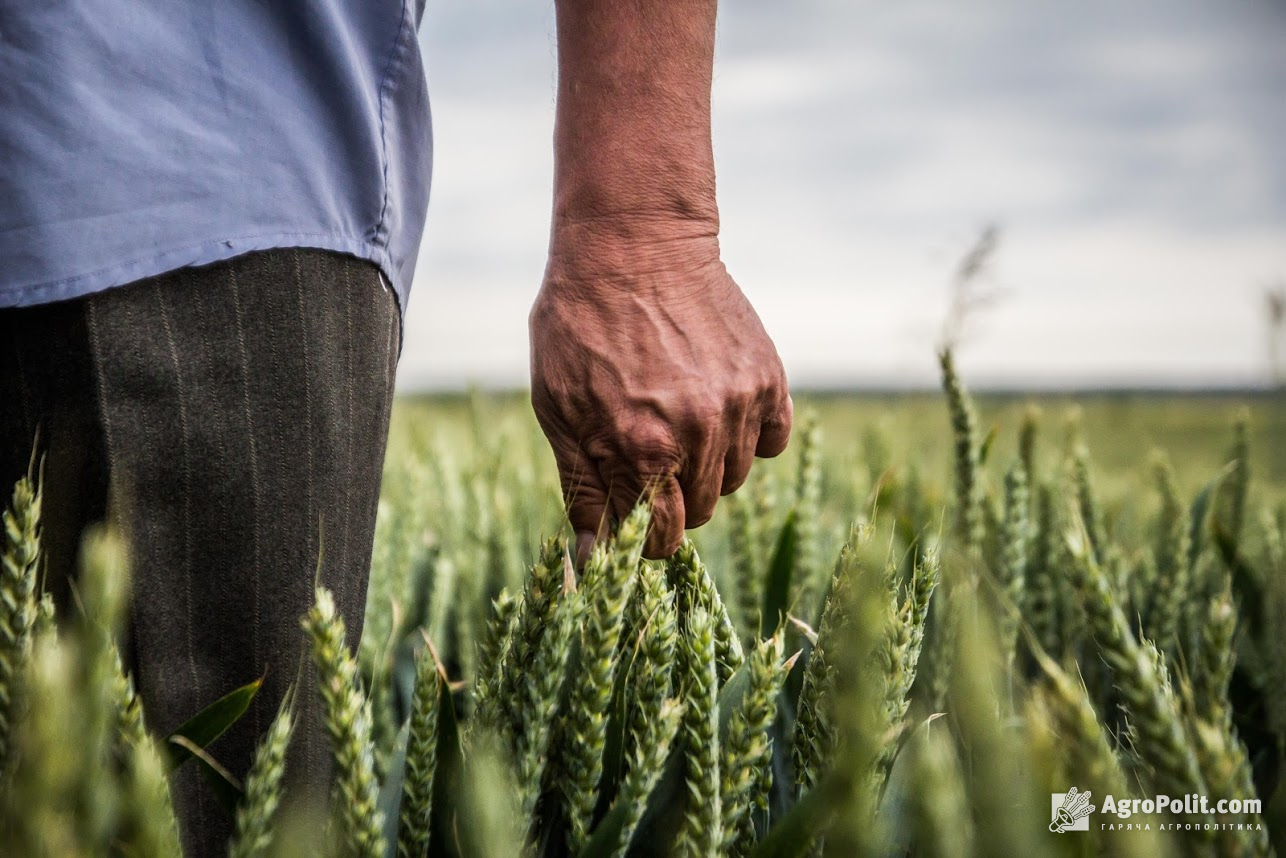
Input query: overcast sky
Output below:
<box><xmin>399</xmin><ymin>0</ymin><xmax>1286</xmax><ymax>390</ymax></box>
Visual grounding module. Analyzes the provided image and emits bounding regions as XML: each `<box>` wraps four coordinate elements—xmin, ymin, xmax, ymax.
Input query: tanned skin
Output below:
<box><xmin>530</xmin><ymin>0</ymin><xmax>793</xmax><ymax>562</ymax></box>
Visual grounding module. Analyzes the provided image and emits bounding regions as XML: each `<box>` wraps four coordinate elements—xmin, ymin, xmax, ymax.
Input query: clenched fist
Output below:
<box><xmin>530</xmin><ymin>225</ymin><xmax>792</xmax><ymax>562</ymax></box>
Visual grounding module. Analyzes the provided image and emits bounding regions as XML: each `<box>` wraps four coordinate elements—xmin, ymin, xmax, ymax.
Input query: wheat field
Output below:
<box><xmin>2</xmin><ymin>353</ymin><xmax>1284</xmax><ymax>857</ymax></box>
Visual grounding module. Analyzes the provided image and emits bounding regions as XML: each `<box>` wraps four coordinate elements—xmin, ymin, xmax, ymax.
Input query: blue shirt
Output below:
<box><xmin>0</xmin><ymin>1</ymin><xmax>431</xmax><ymax>314</ymax></box>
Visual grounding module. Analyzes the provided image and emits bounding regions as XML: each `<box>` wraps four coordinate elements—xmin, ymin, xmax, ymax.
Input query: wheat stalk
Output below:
<box><xmin>726</xmin><ymin>493</ymin><xmax>761</xmax><ymax>641</ymax></box>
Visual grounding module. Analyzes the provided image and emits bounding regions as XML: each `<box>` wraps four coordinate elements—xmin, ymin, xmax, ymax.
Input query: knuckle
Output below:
<box><xmin>683</xmin><ymin>394</ymin><xmax>728</xmax><ymax>429</ymax></box>
<box><xmin>618</xmin><ymin>426</ymin><xmax>681</xmax><ymax>472</ymax></box>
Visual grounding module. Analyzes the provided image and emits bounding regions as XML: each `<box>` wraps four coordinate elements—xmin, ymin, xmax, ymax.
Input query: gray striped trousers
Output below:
<box><xmin>0</xmin><ymin>248</ymin><xmax>400</xmax><ymax>858</ymax></box>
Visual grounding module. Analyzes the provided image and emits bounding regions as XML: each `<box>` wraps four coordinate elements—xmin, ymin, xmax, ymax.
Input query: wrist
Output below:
<box><xmin>552</xmin><ymin>142</ymin><xmax>719</xmax><ymax>230</ymax></box>
<box><xmin>546</xmin><ymin>212</ymin><xmax>722</xmax><ymax>293</ymax></box>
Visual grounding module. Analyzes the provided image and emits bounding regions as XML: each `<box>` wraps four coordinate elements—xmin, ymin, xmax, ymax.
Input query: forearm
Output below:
<box><xmin>551</xmin><ymin>0</ymin><xmax>720</xmax><ymax>242</ymax></box>
<box><xmin>536</xmin><ymin>1</ymin><xmax>792</xmax><ymax>560</ymax></box>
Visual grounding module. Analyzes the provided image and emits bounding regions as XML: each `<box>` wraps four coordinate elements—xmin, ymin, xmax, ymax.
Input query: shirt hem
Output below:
<box><xmin>1</xmin><ymin>232</ymin><xmax>407</xmax><ymax>319</ymax></box>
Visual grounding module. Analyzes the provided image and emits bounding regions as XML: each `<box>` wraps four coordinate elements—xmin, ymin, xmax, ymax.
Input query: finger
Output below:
<box><xmin>603</xmin><ymin>465</ymin><xmax>640</xmax><ymax>528</ymax></box>
<box><xmin>721</xmin><ymin>430</ymin><xmax>757</xmax><ymax>495</ymax></box>
<box><xmin>641</xmin><ymin>473</ymin><xmax>686</xmax><ymax>560</ymax></box>
<box><xmin>603</xmin><ymin>466</ymin><xmax>685</xmax><ymax>557</ymax></box>
<box><xmin>756</xmin><ymin>392</ymin><xmax>794</xmax><ymax>458</ymax></box>
<box><xmin>677</xmin><ymin>424</ymin><xmax>726</xmax><ymax>529</ymax></box>
<box><xmin>681</xmin><ymin>453</ymin><xmax>723</xmax><ymax>530</ymax></box>
<box><xmin>553</xmin><ymin>444</ymin><xmax>610</xmax><ymax>568</ymax></box>
<box><xmin>575</xmin><ymin>530</ymin><xmax>598</xmax><ymax>571</ymax></box>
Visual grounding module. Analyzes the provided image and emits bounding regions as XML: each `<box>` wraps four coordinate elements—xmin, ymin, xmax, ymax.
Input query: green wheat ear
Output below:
<box><xmin>675</xmin><ymin>606</ymin><xmax>720</xmax><ymax>858</ymax></box>
<box><xmin>721</xmin><ymin>632</ymin><xmax>791</xmax><ymax>857</ymax></box>
<box><xmin>1027</xmin><ymin>649</ymin><xmax>1131</xmax><ymax>801</ymax></box>
<box><xmin>623</xmin><ymin>562</ymin><xmax>678</xmax><ymax>779</ymax></box>
<box><xmin>516</xmin><ymin>551</ymin><xmax>580</xmax><ymax>823</ymax></box>
<box><xmin>1018</xmin><ymin>404</ymin><xmax>1040</xmax><ymax>485</ymax></box>
<box><xmin>612</xmin><ymin>698</ymin><xmax>684</xmax><ymax>857</ymax></box>
<box><xmin>874</xmin><ymin>548</ymin><xmax>938</xmax><ymax>790</ymax></box>
<box><xmin>1214</xmin><ymin>408</ymin><xmax>1250</xmax><ymax>550</ymax></box>
<box><xmin>123</xmin><ymin>732</ymin><xmax>184</xmax><ymax>858</ymax></box>
<box><xmin>1025</xmin><ymin>483</ymin><xmax>1061</xmax><ymax>659</ymax></box>
<box><xmin>0</xmin><ymin>474</ymin><xmax>42</xmax><ymax>773</ymax></box>
<box><xmin>1144</xmin><ymin>452</ymin><xmax>1189</xmax><ymax>653</ymax></box>
<box><xmin>498</xmin><ymin>536</ymin><xmax>565</xmax><ymax>738</ymax></box>
<box><xmin>1066</xmin><ymin>527</ymin><xmax>1213</xmax><ymax>829</ymax></box>
<box><xmin>559</xmin><ymin>504</ymin><xmax>648</xmax><ymax>853</ymax></box>
<box><xmin>906</xmin><ymin>724</ymin><xmax>973</xmax><ymax>858</ymax></box>
<box><xmin>790</xmin><ymin>416</ymin><xmax>825</xmax><ymax>624</ymax></box>
<box><xmin>669</xmin><ymin>539</ymin><xmax>743</xmax><ymax>684</ymax></box>
<box><xmin>75</xmin><ymin>528</ymin><xmax>133</xmax><ymax>851</ymax></box>
<box><xmin>1187</xmin><ymin>710</ymin><xmax>1271</xmax><ymax>858</ymax></box>
<box><xmin>110</xmin><ymin>644</ymin><xmax>147</xmax><ymax>753</ymax></box>
<box><xmin>398</xmin><ymin>639</ymin><xmax>441</xmax><ymax>858</ymax></box>
<box><xmin>303</xmin><ymin>587</ymin><xmax>386</xmax><ymax>858</ymax></box>
<box><xmin>230</xmin><ymin>693</ymin><xmax>296</xmax><ymax>858</ymax></box>
<box><xmin>940</xmin><ymin>348</ymin><xmax>983</xmax><ymax>557</ymax></box>
<box><xmin>1193</xmin><ymin>580</ymin><xmax>1237</xmax><ymax>730</ymax></box>
<box><xmin>7</xmin><ymin>631</ymin><xmax>91</xmax><ymax>853</ymax></box>
<box><xmin>792</xmin><ymin>551</ymin><xmax>852</xmax><ymax>798</ymax></box>
<box><xmin>995</xmin><ymin>462</ymin><xmax>1029</xmax><ymax>667</ymax></box>
<box><xmin>110</xmin><ymin>638</ymin><xmax>185</xmax><ymax>857</ymax></box>
<box><xmin>472</xmin><ymin>586</ymin><xmax>517</xmax><ymax>734</ymax></box>
<box><xmin>1068</xmin><ymin>417</ymin><xmax>1107</xmax><ymax>567</ymax></box>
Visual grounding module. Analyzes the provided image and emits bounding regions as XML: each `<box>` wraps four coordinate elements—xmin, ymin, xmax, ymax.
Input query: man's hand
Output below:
<box><xmin>531</xmin><ymin>224</ymin><xmax>791</xmax><ymax>561</ymax></box>
<box><xmin>534</xmin><ymin>0</ymin><xmax>790</xmax><ymax>560</ymax></box>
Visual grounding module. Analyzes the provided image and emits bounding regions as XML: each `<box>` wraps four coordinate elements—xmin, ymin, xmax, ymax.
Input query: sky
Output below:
<box><xmin>398</xmin><ymin>0</ymin><xmax>1286</xmax><ymax>390</ymax></box>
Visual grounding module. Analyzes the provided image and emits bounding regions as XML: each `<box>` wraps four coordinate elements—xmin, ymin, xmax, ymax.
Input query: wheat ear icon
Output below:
<box><xmin>1049</xmin><ymin>788</ymin><xmax>1095</xmax><ymax>833</ymax></box>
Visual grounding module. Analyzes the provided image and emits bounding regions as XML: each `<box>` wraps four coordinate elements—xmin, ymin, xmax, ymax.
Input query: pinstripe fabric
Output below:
<box><xmin>0</xmin><ymin>249</ymin><xmax>400</xmax><ymax>858</ymax></box>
